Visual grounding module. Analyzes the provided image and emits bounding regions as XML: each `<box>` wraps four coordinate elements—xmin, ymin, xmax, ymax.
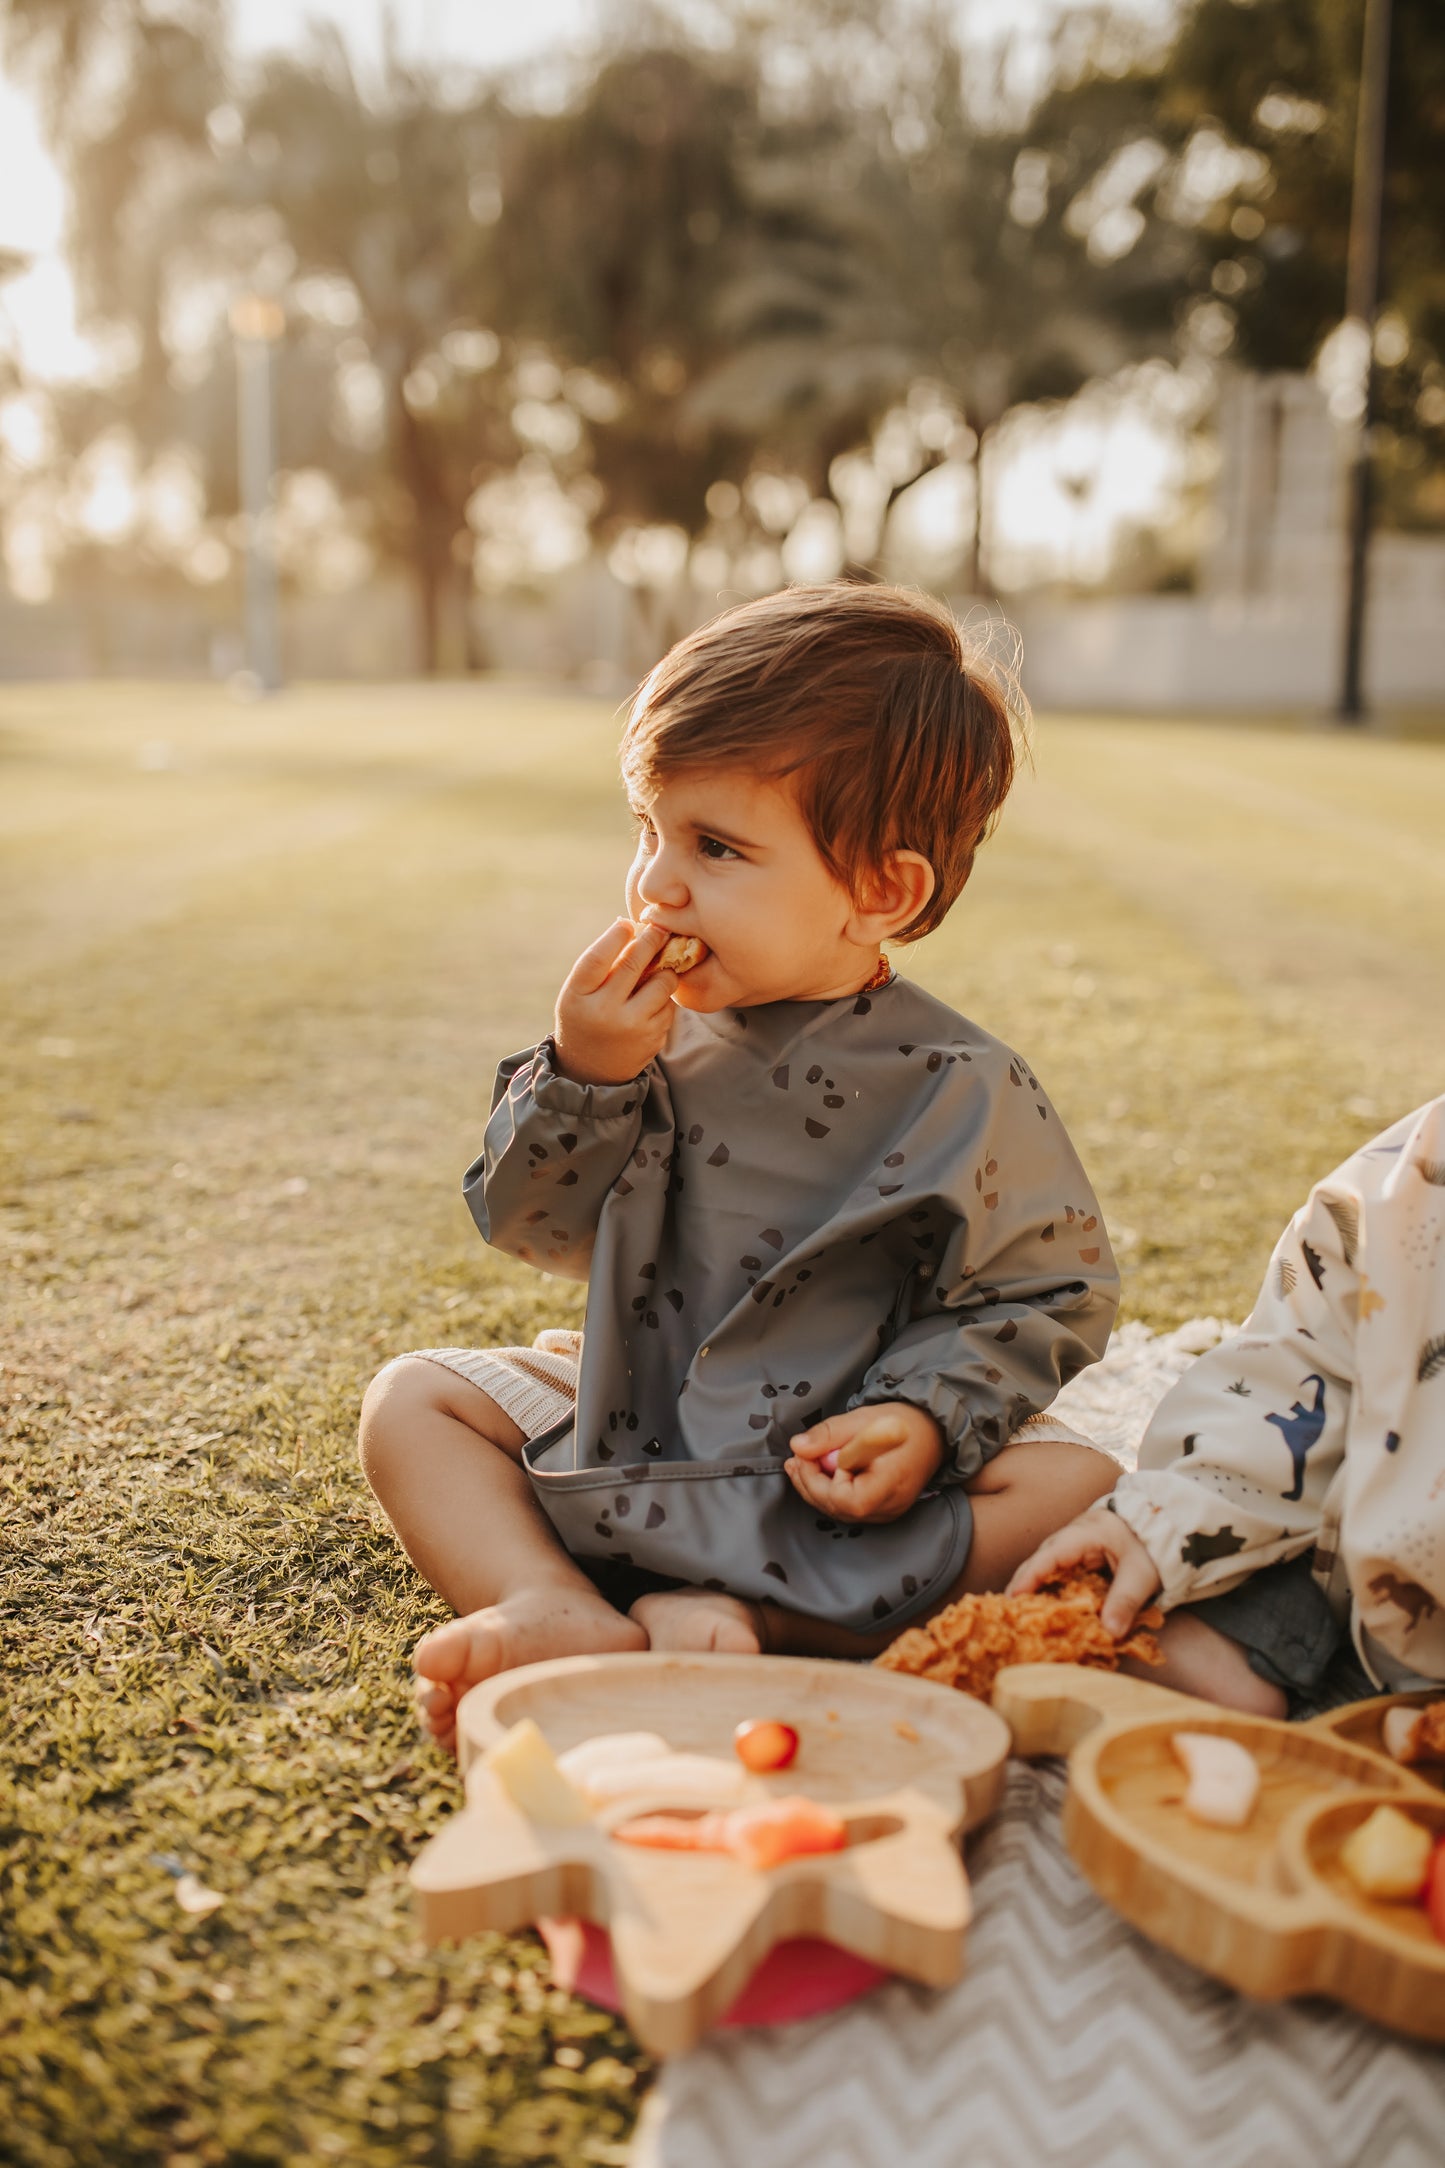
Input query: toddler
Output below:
<box><xmin>1012</xmin><ymin>1095</ymin><xmax>1445</xmax><ymax>1717</ymax></box>
<box><xmin>360</xmin><ymin>584</ymin><xmax>1121</xmax><ymax>1745</ymax></box>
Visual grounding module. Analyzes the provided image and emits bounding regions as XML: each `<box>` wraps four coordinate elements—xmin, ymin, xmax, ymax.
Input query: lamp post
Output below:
<box><xmin>230</xmin><ymin>293</ymin><xmax>286</xmax><ymax>694</ymax></box>
<box><xmin>1336</xmin><ymin>0</ymin><xmax>1394</xmax><ymax>724</ymax></box>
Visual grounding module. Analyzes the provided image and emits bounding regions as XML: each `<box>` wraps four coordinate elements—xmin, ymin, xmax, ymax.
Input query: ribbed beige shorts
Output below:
<box><xmin>408</xmin><ymin>1328</ymin><xmax>585</xmax><ymax>1439</ymax></box>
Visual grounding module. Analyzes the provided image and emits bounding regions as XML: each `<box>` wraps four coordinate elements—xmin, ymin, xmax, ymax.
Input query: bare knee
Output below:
<box><xmin>971</xmin><ymin>1437</ymin><xmax>1118</xmax><ymax>1512</ymax></box>
<box><xmin>1045</xmin><ymin>1439</ymin><xmax>1120</xmax><ymax>1518</ymax></box>
<box><xmin>357</xmin><ymin>1355</ymin><xmax>524</xmax><ymax>1495</ymax></box>
<box><xmin>960</xmin><ymin>1438</ymin><xmax>1120</xmax><ymax>1593</ymax></box>
<box><xmin>359</xmin><ymin>1356</ymin><xmax>430</xmax><ymax>1492</ymax></box>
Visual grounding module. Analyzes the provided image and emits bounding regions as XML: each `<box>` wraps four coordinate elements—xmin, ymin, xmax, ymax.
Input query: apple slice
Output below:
<box><xmin>483</xmin><ymin>1718</ymin><xmax>591</xmax><ymax>1827</ymax></box>
<box><xmin>1339</xmin><ymin>1804</ymin><xmax>1434</xmax><ymax>1901</ymax></box>
<box><xmin>1383</xmin><ymin>1701</ymin><xmax>1445</xmax><ymax>1764</ymax></box>
<box><xmin>1170</xmin><ymin>1731</ymin><xmax>1261</xmax><ymax>1829</ymax></box>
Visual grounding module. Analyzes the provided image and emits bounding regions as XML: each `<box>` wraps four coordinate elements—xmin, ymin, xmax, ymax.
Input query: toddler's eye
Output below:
<box><xmin>698</xmin><ymin>835</ymin><xmax>740</xmax><ymax>861</ymax></box>
<box><xmin>634</xmin><ymin>817</ymin><xmax>658</xmax><ymax>851</ymax></box>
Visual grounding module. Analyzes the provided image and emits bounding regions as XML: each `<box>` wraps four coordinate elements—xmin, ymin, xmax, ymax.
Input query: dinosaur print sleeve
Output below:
<box><xmin>464</xmin><ymin>1038</ymin><xmax>651</xmax><ymax>1281</ymax></box>
<box><xmin>1111</xmin><ymin>1178</ymin><xmax>1360</xmax><ymax>1607</ymax></box>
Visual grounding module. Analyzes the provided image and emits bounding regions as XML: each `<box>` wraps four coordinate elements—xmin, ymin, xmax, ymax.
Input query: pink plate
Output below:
<box><xmin>538</xmin><ymin>1916</ymin><xmax>889</xmax><ymax>2029</ymax></box>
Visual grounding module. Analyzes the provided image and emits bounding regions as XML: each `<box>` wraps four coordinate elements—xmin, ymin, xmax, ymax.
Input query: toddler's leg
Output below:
<box><xmin>628</xmin><ymin>1587</ymin><xmax>767</xmax><ymax>1657</ymax></box>
<box><xmin>1124</xmin><ymin>1611</ymin><xmax>1286</xmax><ymax>1718</ymax></box>
<box><xmin>639</xmin><ymin>1437</ymin><xmax>1120</xmax><ymax>1661</ymax></box>
<box><xmin>956</xmin><ymin>1434</ymin><xmax>1121</xmax><ymax>1594</ymax></box>
<box><xmin>358</xmin><ymin>1356</ymin><xmax>644</xmax><ymax>1746</ymax></box>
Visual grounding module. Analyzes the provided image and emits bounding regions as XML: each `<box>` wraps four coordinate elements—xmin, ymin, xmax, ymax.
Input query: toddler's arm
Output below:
<box><xmin>843</xmin><ymin>1070</ymin><xmax>1119</xmax><ymax>1488</ymax></box>
<box><xmin>465</xmin><ymin>921</ymin><xmax>679</xmax><ymax>1279</ymax></box>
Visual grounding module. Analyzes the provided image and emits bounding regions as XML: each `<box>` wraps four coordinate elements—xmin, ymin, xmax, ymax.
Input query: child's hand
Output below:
<box><xmin>786</xmin><ymin>1403</ymin><xmax>944</xmax><ymax>1524</ymax></box>
<box><xmin>1007</xmin><ymin>1503</ymin><xmax>1162</xmax><ymax>1637</ymax></box>
<box><xmin>553</xmin><ymin>919</ymin><xmax>680</xmax><ymax>1086</ymax></box>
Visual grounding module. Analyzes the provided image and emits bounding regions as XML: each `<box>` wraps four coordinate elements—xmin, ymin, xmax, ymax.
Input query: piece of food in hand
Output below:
<box><xmin>819</xmin><ymin>1415</ymin><xmax>905</xmax><ymax>1476</ymax></box>
<box><xmin>1424</xmin><ymin>1837</ymin><xmax>1445</xmax><ymax>1944</ymax></box>
<box><xmin>733</xmin><ymin>1719</ymin><xmax>800</xmax><ymax>1773</ymax></box>
<box><xmin>612</xmin><ymin>1796</ymin><xmax>848</xmax><ymax>1869</ymax></box>
<box><xmin>484</xmin><ymin>1718</ymin><xmax>591</xmax><ymax>1826</ymax></box>
<box><xmin>1382</xmin><ymin>1701</ymin><xmax>1445</xmax><ymax>1765</ymax></box>
<box><xmin>636</xmin><ymin>930</ymin><xmax>707</xmax><ymax>982</ymax></box>
<box><xmin>1339</xmin><ymin>1804</ymin><xmax>1435</xmax><ymax>1901</ymax></box>
<box><xmin>1170</xmin><ymin>1731</ymin><xmax>1261</xmax><ymax>1829</ymax></box>
<box><xmin>874</xmin><ymin>1571</ymin><xmax>1164</xmax><ymax>1700</ymax></box>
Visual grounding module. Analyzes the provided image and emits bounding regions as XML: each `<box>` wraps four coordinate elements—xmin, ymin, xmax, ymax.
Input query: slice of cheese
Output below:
<box><xmin>484</xmin><ymin>1718</ymin><xmax>591</xmax><ymax>1826</ymax></box>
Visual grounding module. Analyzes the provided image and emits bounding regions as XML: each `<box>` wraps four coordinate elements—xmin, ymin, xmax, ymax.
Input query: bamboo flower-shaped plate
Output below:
<box><xmin>411</xmin><ymin>1651</ymin><xmax>1010</xmax><ymax>2055</ymax></box>
<box><xmin>993</xmin><ymin>1663</ymin><xmax>1445</xmax><ymax>2039</ymax></box>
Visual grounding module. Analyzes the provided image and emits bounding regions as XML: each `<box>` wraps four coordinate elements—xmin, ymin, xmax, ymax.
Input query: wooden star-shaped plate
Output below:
<box><xmin>411</xmin><ymin>1651</ymin><xmax>1010</xmax><ymax>2055</ymax></box>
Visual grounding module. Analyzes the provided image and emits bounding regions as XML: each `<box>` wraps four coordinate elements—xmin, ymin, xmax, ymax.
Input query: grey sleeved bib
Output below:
<box><xmin>470</xmin><ymin>974</ymin><xmax>1117</xmax><ymax>1634</ymax></box>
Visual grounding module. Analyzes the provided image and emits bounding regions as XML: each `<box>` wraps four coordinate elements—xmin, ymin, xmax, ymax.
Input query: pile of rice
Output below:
<box><xmin>875</xmin><ymin>1573</ymin><xmax>1163</xmax><ymax>1700</ymax></box>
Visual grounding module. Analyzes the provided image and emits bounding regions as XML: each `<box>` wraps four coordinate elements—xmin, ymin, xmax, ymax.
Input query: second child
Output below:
<box><xmin>1012</xmin><ymin>1096</ymin><xmax>1445</xmax><ymax>1717</ymax></box>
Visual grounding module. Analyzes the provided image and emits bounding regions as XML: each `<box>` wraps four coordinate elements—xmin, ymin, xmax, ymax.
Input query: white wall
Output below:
<box><xmin>1009</xmin><ymin>570</ymin><xmax>1445</xmax><ymax>715</ymax></box>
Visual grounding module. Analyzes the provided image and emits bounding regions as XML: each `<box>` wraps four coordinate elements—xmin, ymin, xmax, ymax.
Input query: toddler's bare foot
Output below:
<box><xmin>630</xmin><ymin>1587</ymin><xmax>766</xmax><ymax>1656</ymax></box>
<box><xmin>414</xmin><ymin>1585</ymin><xmax>646</xmax><ymax>1752</ymax></box>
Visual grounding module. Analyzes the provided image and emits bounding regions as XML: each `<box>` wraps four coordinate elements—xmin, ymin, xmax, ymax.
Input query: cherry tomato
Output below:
<box><xmin>733</xmin><ymin>1719</ymin><xmax>800</xmax><ymax>1773</ymax></box>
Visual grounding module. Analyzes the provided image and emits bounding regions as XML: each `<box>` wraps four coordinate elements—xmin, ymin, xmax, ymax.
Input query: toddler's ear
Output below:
<box><xmin>852</xmin><ymin>849</ymin><xmax>935</xmax><ymax>941</ymax></box>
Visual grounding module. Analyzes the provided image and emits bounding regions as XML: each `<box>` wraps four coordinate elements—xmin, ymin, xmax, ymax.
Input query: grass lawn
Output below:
<box><xmin>3</xmin><ymin>679</ymin><xmax>1442</xmax><ymax>2167</ymax></box>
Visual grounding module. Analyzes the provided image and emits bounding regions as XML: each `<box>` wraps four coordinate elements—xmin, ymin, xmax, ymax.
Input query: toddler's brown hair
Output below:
<box><xmin>620</xmin><ymin>582</ymin><xmax>1023</xmax><ymax>940</ymax></box>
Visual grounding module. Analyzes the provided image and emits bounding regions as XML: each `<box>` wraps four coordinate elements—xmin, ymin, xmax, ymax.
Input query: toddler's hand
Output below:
<box><xmin>1007</xmin><ymin>1503</ymin><xmax>1162</xmax><ymax>1638</ymax></box>
<box><xmin>553</xmin><ymin>919</ymin><xmax>679</xmax><ymax>1086</ymax></box>
<box><xmin>786</xmin><ymin>1403</ymin><xmax>944</xmax><ymax>1524</ymax></box>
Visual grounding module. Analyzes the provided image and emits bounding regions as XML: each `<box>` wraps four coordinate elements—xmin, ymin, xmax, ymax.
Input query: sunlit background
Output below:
<box><xmin>0</xmin><ymin>0</ymin><xmax>1440</xmax><ymax>706</ymax></box>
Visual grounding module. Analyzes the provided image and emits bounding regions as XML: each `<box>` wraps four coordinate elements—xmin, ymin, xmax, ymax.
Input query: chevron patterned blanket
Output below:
<box><xmin>633</xmin><ymin>1760</ymin><xmax>1445</xmax><ymax>2168</ymax></box>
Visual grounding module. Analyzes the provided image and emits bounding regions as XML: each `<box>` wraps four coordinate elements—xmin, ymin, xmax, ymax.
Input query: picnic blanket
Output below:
<box><xmin>631</xmin><ymin>1758</ymin><xmax>1445</xmax><ymax>2168</ymax></box>
<box><xmin>628</xmin><ymin>1322</ymin><xmax>1445</xmax><ymax>2168</ymax></box>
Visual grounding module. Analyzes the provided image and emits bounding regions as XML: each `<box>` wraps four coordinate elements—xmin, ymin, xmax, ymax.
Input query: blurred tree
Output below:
<box><xmin>861</xmin><ymin>16</ymin><xmax>1198</xmax><ymax>584</ymax></box>
<box><xmin>0</xmin><ymin>244</ymin><xmax>33</xmax><ymax>569</ymax></box>
<box><xmin>1</xmin><ymin>5</ymin><xmax>526</xmax><ymax>666</ymax></box>
<box><xmin>18</xmin><ymin>0</ymin><xmax>1436</xmax><ymax>646</ymax></box>
<box><xmin>674</xmin><ymin>1</ymin><xmax>1197</xmax><ymax>588</ymax></box>
<box><xmin>490</xmin><ymin>4</ymin><xmax>1199</xmax><ymax>593</ymax></box>
<box><xmin>233</xmin><ymin>37</ymin><xmax>521</xmax><ymax>668</ymax></box>
<box><xmin>0</xmin><ymin>0</ymin><xmax>235</xmax><ymax>613</ymax></box>
<box><xmin>492</xmin><ymin>44</ymin><xmax>764</xmax><ymax>540</ymax></box>
<box><xmin>1115</xmin><ymin>0</ymin><xmax>1445</xmax><ymax>524</ymax></box>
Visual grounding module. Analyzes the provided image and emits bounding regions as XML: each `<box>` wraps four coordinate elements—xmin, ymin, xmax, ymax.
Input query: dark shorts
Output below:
<box><xmin>1182</xmin><ymin>1552</ymin><xmax>1375</xmax><ymax>1718</ymax></box>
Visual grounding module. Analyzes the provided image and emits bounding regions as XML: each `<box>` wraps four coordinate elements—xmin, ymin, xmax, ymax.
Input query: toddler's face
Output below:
<box><xmin>624</xmin><ymin>767</ymin><xmax>877</xmax><ymax>1010</ymax></box>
